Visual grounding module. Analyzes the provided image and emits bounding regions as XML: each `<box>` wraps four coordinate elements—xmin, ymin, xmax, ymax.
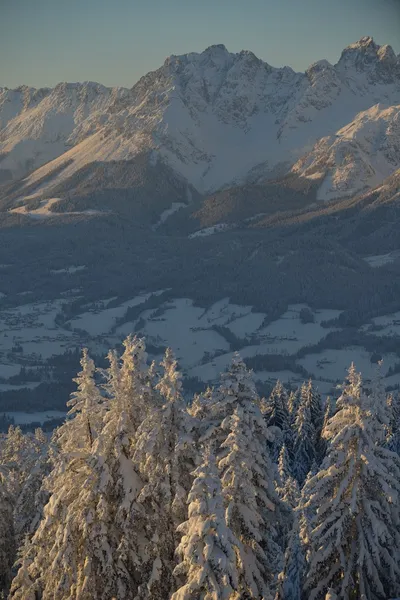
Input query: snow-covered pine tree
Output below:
<box><xmin>387</xmin><ymin>392</ymin><xmax>400</xmax><ymax>454</ymax></box>
<box><xmin>106</xmin><ymin>335</ymin><xmax>157</xmax><ymax>429</ymax></box>
<box><xmin>133</xmin><ymin>348</ymin><xmax>196</xmax><ymax>599</ymax></box>
<box><xmin>0</xmin><ymin>424</ymin><xmax>50</xmax><ymax>548</ymax></box>
<box><xmin>13</xmin><ymin>428</ymin><xmax>50</xmax><ymax>545</ymax></box>
<box><xmin>278</xmin><ymin>443</ymin><xmax>292</xmax><ymax>483</ymax></box>
<box><xmin>0</xmin><ymin>466</ymin><xmax>15</xmax><ymax>597</ymax></box>
<box><xmin>337</xmin><ymin>362</ymin><xmax>361</xmax><ymax>409</ymax></box>
<box><xmin>218</xmin><ymin>406</ymin><xmax>273</xmax><ymax>599</ymax></box>
<box><xmin>292</xmin><ymin>396</ymin><xmax>316</xmax><ymax>486</ymax></box>
<box><xmin>263</xmin><ymin>380</ymin><xmax>292</xmax><ymax>461</ymax></box>
<box><xmin>187</xmin><ymin>387</ymin><xmax>215</xmax><ymax>441</ymax></box>
<box><xmin>171</xmin><ymin>447</ymin><xmax>239</xmax><ymax>600</ymax></box>
<box><xmin>263</xmin><ymin>381</ymin><xmax>289</xmax><ymax>429</ymax></box>
<box><xmin>316</xmin><ymin>398</ymin><xmax>332</xmax><ymax>465</ymax></box>
<box><xmin>200</xmin><ymin>353</ymin><xmax>274</xmax><ymax>463</ymax></box>
<box><xmin>8</xmin><ymin>538</ymin><xmax>36</xmax><ymax>600</ymax></box>
<box><xmin>9</xmin><ymin>349</ymin><xmax>112</xmax><ymax>600</ymax></box>
<box><xmin>303</xmin><ymin>365</ymin><xmax>400</xmax><ymax>600</ymax></box>
<box><xmin>0</xmin><ymin>425</ymin><xmax>43</xmax><ymax>501</ymax></box>
<box><xmin>58</xmin><ymin>339</ymin><xmax>157</xmax><ymax>599</ymax></box>
<box><xmin>287</xmin><ymin>389</ymin><xmax>300</xmax><ymax>421</ymax></box>
<box><xmin>388</xmin><ymin>392</ymin><xmax>400</xmax><ymax>430</ymax></box>
<box><xmin>56</xmin><ymin>347</ymin><xmax>105</xmax><ymax>455</ymax></box>
<box><xmin>367</xmin><ymin>362</ymin><xmax>392</xmax><ymax>436</ymax></box>
<box><xmin>276</xmin><ymin>444</ymin><xmax>299</xmax><ymax>511</ymax></box>
<box><xmin>274</xmin><ymin>514</ymin><xmax>305</xmax><ymax>600</ymax></box>
<box><xmin>300</xmin><ymin>380</ymin><xmax>323</xmax><ymax>435</ymax></box>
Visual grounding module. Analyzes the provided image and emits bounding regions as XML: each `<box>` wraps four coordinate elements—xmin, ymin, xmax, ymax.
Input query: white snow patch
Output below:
<box><xmin>139</xmin><ymin>298</ymin><xmax>230</xmax><ymax>368</ymax></box>
<box><xmin>51</xmin><ymin>265</ymin><xmax>87</xmax><ymax>275</ymax></box>
<box><xmin>256</xmin><ymin>304</ymin><xmax>339</xmax><ymax>355</ymax></box>
<box><xmin>68</xmin><ymin>293</ymin><xmax>156</xmax><ymax>336</ymax></box>
<box><xmin>298</xmin><ymin>348</ymin><xmax>399</xmax><ymax>383</ymax></box>
<box><xmin>0</xmin><ymin>364</ymin><xmax>22</xmax><ymax>378</ymax></box>
<box><xmin>363</xmin><ymin>312</ymin><xmax>400</xmax><ymax>337</ymax></box>
<box><xmin>363</xmin><ymin>251</ymin><xmax>400</xmax><ymax>268</ymax></box>
<box><xmin>4</xmin><ymin>411</ymin><xmax>66</xmax><ymax>425</ymax></box>
<box><xmin>153</xmin><ymin>202</ymin><xmax>186</xmax><ymax>229</ymax></box>
<box><xmin>0</xmin><ymin>383</ymin><xmax>40</xmax><ymax>391</ymax></box>
<box><xmin>226</xmin><ymin>312</ymin><xmax>265</xmax><ymax>338</ymax></box>
<box><xmin>189</xmin><ymin>223</ymin><xmax>232</xmax><ymax>238</ymax></box>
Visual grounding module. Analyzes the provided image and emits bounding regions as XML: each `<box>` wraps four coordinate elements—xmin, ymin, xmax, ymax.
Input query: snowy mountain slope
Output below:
<box><xmin>0</xmin><ymin>82</ymin><xmax>129</xmax><ymax>182</ymax></box>
<box><xmin>290</xmin><ymin>103</ymin><xmax>400</xmax><ymax>200</ymax></box>
<box><xmin>1</xmin><ymin>36</ymin><xmax>400</xmax><ymax>210</ymax></box>
<box><xmin>253</xmin><ymin>167</ymin><xmax>400</xmax><ymax>254</ymax></box>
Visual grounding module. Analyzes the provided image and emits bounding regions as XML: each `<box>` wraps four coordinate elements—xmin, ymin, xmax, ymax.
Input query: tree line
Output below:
<box><xmin>0</xmin><ymin>335</ymin><xmax>399</xmax><ymax>599</ymax></box>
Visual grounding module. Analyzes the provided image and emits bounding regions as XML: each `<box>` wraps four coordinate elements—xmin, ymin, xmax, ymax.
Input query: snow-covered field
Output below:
<box><xmin>51</xmin><ymin>265</ymin><xmax>86</xmax><ymax>275</ymax></box>
<box><xmin>68</xmin><ymin>294</ymin><xmax>155</xmax><ymax>337</ymax></box>
<box><xmin>363</xmin><ymin>252</ymin><xmax>400</xmax><ymax>267</ymax></box>
<box><xmin>363</xmin><ymin>312</ymin><xmax>400</xmax><ymax>337</ymax></box>
<box><xmin>298</xmin><ymin>348</ymin><xmax>399</xmax><ymax>383</ymax></box>
<box><xmin>153</xmin><ymin>202</ymin><xmax>187</xmax><ymax>229</ymax></box>
<box><xmin>4</xmin><ymin>411</ymin><xmax>66</xmax><ymax>425</ymax></box>
<box><xmin>189</xmin><ymin>224</ymin><xmax>233</xmax><ymax>238</ymax></box>
<box><xmin>0</xmin><ymin>293</ymin><xmax>399</xmax><ymax>411</ymax></box>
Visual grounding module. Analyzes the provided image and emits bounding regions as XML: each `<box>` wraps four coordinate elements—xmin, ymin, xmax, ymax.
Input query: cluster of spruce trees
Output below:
<box><xmin>0</xmin><ymin>335</ymin><xmax>400</xmax><ymax>600</ymax></box>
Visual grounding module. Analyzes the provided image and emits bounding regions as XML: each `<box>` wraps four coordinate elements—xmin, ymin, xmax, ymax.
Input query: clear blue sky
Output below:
<box><xmin>1</xmin><ymin>0</ymin><xmax>399</xmax><ymax>89</ymax></box>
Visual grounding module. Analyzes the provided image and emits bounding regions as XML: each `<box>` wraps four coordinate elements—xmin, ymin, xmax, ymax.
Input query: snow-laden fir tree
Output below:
<box><xmin>0</xmin><ymin>425</ymin><xmax>46</xmax><ymax>501</ymax></box>
<box><xmin>274</xmin><ymin>514</ymin><xmax>305</xmax><ymax>600</ymax></box>
<box><xmin>133</xmin><ymin>348</ymin><xmax>196</xmax><ymax>599</ymax></box>
<box><xmin>55</xmin><ymin>347</ymin><xmax>105</xmax><ymax>455</ymax></box>
<box><xmin>292</xmin><ymin>395</ymin><xmax>316</xmax><ymax>486</ymax></box>
<box><xmin>9</xmin><ymin>349</ymin><xmax>111</xmax><ymax>600</ymax></box>
<box><xmin>300</xmin><ymin>380</ymin><xmax>323</xmax><ymax>434</ymax></box>
<box><xmin>200</xmin><ymin>354</ymin><xmax>275</xmax><ymax>465</ymax></box>
<box><xmin>0</xmin><ymin>425</ymin><xmax>50</xmax><ymax>547</ymax></box>
<box><xmin>263</xmin><ymin>380</ymin><xmax>292</xmax><ymax>461</ymax></box>
<box><xmin>388</xmin><ymin>392</ymin><xmax>400</xmax><ymax>430</ymax></box>
<box><xmin>0</xmin><ymin>466</ymin><xmax>15</xmax><ymax>597</ymax></box>
<box><xmin>367</xmin><ymin>362</ymin><xmax>392</xmax><ymax>437</ymax></box>
<box><xmin>171</xmin><ymin>447</ymin><xmax>239</xmax><ymax>600</ymax></box>
<box><xmin>316</xmin><ymin>398</ymin><xmax>331</xmax><ymax>465</ymax></box>
<box><xmin>287</xmin><ymin>389</ymin><xmax>300</xmax><ymax>421</ymax></box>
<box><xmin>52</xmin><ymin>339</ymin><xmax>158</xmax><ymax>599</ymax></box>
<box><xmin>187</xmin><ymin>387</ymin><xmax>215</xmax><ymax>441</ymax></box>
<box><xmin>61</xmin><ymin>338</ymin><xmax>159</xmax><ymax>599</ymax></box>
<box><xmin>264</xmin><ymin>381</ymin><xmax>289</xmax><ymax>430</ymax></box>
<box><xmin>387</xmin><ymin>392</ymin><xmax>400</xmax><ymax>454</ymax></box>
<box><xmin>8</xmin><ymin>538</ymin><xmax>36</xmax><ymax>600</ymax></box>
<box><xmin>303</xmin><ymin>364</ymin><xmax>400</xmax><ymax>600</ymax></box>
<box><xmin>219</xmin><ymin>406</ymin><xmax>274</xmax><ymax>599</ymax></box>
<box><xmin>276</xmin><ymin>444</ymin><xmax>299</xmax><ymax>511</ymax></box>
<box><xmin>277</xmin><ymin>443</ymin><xmax>292</xmax><ymax>483</ymax></box>
<box><xmin>13</xmin><ymin>428</ymin><xmax>50</xmax><ymax>545</ymax></box>
<box><xmin>104</xmin><ymin>335</ymin><xmax>157</xmax><ymax>429</ymax></box>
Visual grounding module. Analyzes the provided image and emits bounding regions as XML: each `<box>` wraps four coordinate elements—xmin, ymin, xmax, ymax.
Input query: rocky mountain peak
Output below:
<box><xmin>1</xmin><ymin>36</ymin><xmax>400</xmax><ymax>196</ymax></box>
<box><xmin>336</xmin><ymin>36</ymin><xmax>399</xmax><ymax>81</ymax></box>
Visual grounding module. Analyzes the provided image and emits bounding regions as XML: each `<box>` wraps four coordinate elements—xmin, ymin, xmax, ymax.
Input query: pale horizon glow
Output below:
<box><xmin>1</xmin><ymin>0</ymin><xmax>399</xmax><ymax>89</ymax></box>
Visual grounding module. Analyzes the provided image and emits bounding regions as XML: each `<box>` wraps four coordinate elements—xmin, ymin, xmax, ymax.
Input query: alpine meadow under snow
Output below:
<box><xmin>1</xmin><ymin>32</ymin><xmax>400</xmax><ymax>600</ymax></box>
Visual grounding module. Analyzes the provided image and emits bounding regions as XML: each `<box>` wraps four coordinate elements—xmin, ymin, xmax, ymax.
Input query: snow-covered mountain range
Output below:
<box><xmin>291</xmin><ymin>103</ymin><xmax>400</xmax><ymax>201</ymax></box>
<box><xmin>1</xmin><ymin>37</ymin><xmax>400</xmax><ymax>421</ymax></box>
<box><xmin>1</xmin><ymin>35</ymin><xmax>400</xmax><ymax>207</ymax></box>
<box><xmin>0</xmin><ymin>82</ymin><xmax>129</xmax><ymax>183</ymax></box>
